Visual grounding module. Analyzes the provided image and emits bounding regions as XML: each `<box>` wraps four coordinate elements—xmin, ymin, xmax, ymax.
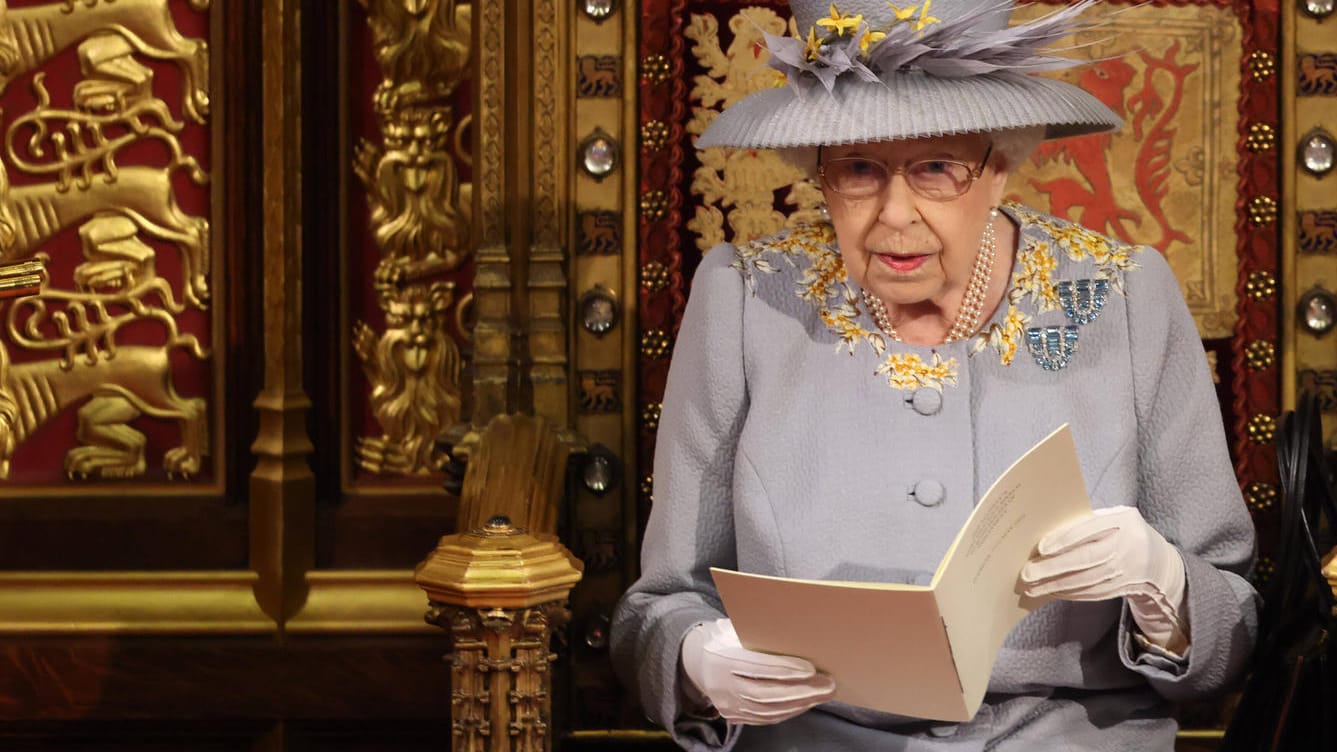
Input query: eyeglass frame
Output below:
<box><xmin>817</xmin><ymin>143</ymin><xmax>994</xmax><ymax>202</ymax></box>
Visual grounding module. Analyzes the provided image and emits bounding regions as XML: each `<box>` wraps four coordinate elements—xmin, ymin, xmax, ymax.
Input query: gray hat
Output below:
<box><xmin>696</xmin><ymin>0</ymin><xmax>1123</xmax><ymax>150</ymax></box>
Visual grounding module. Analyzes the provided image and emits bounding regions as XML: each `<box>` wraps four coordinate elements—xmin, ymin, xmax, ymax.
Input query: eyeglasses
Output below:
<box><xmin>818</xmin><ymin>144</ymin><xmax>993</xmax><ymax>202</ymax></box>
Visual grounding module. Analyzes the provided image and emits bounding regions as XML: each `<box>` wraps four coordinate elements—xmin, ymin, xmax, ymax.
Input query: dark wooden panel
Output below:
<box><xmin>0</xmin><ymin>721</ymin><xmax>272</xmax><ymax>752</ymax></box>
<box><xmin>284</xmin><ymin>721</ymin><xmax>451</xmax><ymax>752</ymax></box>
<box><xmin>0</xmin><ymin>497</ymin><xmax>247</xmax><ymax>570</ymax></box>
<box><xmin>315</xmin><ymin>493</ymin><xmax>457</xmax><ymax>569</ymax></box>
<box><xmin>0</xmin><ymin>637</ymin><xmax>453</xmax><ymax>721</ymax></box>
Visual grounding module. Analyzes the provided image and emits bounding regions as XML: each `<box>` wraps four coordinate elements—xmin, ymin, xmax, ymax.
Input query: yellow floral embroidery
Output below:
<box><xmin>877</xmin><ymin>351</ymin><xmax>959</xmax><ymax>391</ymax></box>
<box><xmin>735</xmin><ymin>204</ymin><xmax>1133</xmax><ymax>381</ymax></box>
<box><xmin>1014</xmin><ymin>240</ymin><xmax>1060</xmax><ymax>312</ymax></box>
<box><xmin>735</xmin><ymin>224</ymin><xmax>965</xmax><ymax>389</ymax></box>
<box><xmin>1004</xmin><ymin>201</ymin><xmax>1141</xmax><ymax>294</ymax></box>
<box><xmin>973</xmin><ymin>303</ymin><xmax>1031</xmax><ymax>366</ymax></box>
<box><xmin>972</xmin><ymin>202</ymin><xmax>1142</xmax><ymax>364</ymax></box>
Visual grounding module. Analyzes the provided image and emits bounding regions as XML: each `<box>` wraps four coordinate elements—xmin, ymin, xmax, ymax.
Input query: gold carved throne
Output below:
<box><xmin>416</xmin><ymin>413</ymin><xmax>587</xmax><ymax>752</ymax></box>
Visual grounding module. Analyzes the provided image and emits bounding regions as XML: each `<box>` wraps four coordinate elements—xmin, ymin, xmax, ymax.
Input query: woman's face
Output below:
<box><xmin>821</xmin><ymin>133</ymin><xmax>1010</xmax><ymax>314</ymax></box>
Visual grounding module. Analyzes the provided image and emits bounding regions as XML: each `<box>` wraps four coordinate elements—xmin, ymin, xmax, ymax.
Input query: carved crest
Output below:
<box><xmin>0</xmin><ymin>0</ymin><xmax>211</xmax><ymax>483</ymax></box>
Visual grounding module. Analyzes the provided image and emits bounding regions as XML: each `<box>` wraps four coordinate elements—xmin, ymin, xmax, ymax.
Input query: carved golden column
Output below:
<box><xmin>416</xmin><ymin>516</ymin><xmax>583</xmax><ymax>752</ymax></box>
<box><xmin>353</xmin><ymin>0</ymin><xmax>472</xmax><ymax>477</ymax></box>
<box><xmin>470</xmin><ymin>0</ymin><xmax>513</xmax><ymax>427</ymax></box>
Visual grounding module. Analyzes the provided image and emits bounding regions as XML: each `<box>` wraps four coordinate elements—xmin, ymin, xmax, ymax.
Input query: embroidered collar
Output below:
<box><xmin>975</xmin><ymin>202</ymin><xmax>1140</xmax><ymax>365</ymax></box>
<box><xmin>731</xmin><ymin>202</ymin><xmax>1140</xmax><ymax>390</ymax></box>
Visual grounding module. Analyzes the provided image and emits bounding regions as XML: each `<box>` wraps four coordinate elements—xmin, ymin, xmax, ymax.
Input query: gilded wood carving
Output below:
<box><xmin>0</xmin><ymin>0</ymin><xmax>211</xmax><ymax>484</ymax></box>
<box><xmin>685</xmin><ymin>9</ymin><xmax>826</xmax><ymax>251</ymax></box>
<box><xmin>0</xmin><ymin>0</ymin><xmax>210</xmax><ymax>124</ymax></box>
<box><xmin>354</xmin><ymin>0</ymin><xmax>470</xmax><ymax>476</ymax></box>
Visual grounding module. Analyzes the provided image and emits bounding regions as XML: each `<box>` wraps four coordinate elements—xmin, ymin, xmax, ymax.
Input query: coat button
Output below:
<box><xmin>928</xmin><ymin>723</ymin><xmax>958</xmax><ymax>737</ymax></box>
<box><xmin>907</xmin><ymin>387</ymin><xmax>942</xmax><ymax>416</ymax></box>
<box><xmin>909</xmin><ymin>480</ymin><xmax>945</xmax><ymax>507</ymax></box>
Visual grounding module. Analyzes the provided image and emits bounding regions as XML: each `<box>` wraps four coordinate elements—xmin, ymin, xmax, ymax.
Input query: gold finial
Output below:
<box><xmin>414</xmin><ymin>514</ymin><xmax>583</xmax><ymax>609</ymax></box>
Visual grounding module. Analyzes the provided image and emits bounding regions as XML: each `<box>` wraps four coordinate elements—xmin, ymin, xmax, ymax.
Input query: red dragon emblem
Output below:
<box><xmin>1026</xmin><ymin>41</ymin><xmax>1198</xmax><ymax>256</ymax></box>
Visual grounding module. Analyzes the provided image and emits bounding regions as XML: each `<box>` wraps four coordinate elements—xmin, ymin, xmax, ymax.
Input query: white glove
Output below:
<box><xmin>680</xmin><ymin>618</ymin><xmax>836</xmax><ymax>725</ymax></box>
<box><xmin>1020</xmin><ymin>506</ymin><xmax>1189</xmax><ymax>654</ymax></box>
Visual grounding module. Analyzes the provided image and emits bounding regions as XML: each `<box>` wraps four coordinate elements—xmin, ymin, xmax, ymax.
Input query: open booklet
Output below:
<box><xmin>710</xmin><ymin>423</ymin><xmax>1092</xmax><ymax>722</ymax></box>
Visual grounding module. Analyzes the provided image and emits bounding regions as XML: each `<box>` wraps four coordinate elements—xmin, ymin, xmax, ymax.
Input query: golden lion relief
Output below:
<box><xmin>355</xmin><ymin>106</ymin><xmax>467</xmax><ymax>272</ymax></box>
<box><xmin>359</xmin><ymin>0</ymin><xmax>470</xmax><ymax>104</ymax></box>
<box><xmin>354</xmin><ymin>280</ymin><xmax>462</xmax><ymax>475</ymax></box>
<box><xmin>0</xmin><ymin>340</ymin><xmax>206</xmax><ymax>479</ymax></box>
<box><xmin>0</xmin><ymin>0</ymin><xmax>210</xmax><ymax>123</ymax></box>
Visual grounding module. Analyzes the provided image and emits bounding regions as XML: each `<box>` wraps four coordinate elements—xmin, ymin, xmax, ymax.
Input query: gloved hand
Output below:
<box><xmin>1020</xmin><ymin>506</ymin><xmax>1189</xmax><ymax>654</ymax></box>
<box><xmin>680</xmin><ymin>618</ymin><xmax>836</xmax><ymax>725</ymax></box>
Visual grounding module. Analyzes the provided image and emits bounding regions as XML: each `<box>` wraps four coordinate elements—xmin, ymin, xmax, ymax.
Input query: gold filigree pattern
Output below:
<box><xmin>641</xmin><ymin>402</ymin><xmax>662</xmax><ymax>432</ymax></box>
<box><xmin>1245</xmin><ymin>123</ymin><xmax>1275</xmax><ymax>153</ymax></box>
<box><xmin>1245</xmin><ymin>481</ymin><xmax>1277</xmax><ymax>511</ymax></box>
<box><xmin>0</xmin><ymin>0</ymin><xmax>211</xmax><ymax>124</ymax></box>
<box><xmin>1245</xmin><ymin>270</ymin><xmax>1276</xmax><ymax>300</ymax></box>
<box><xmin>1247</xmin><ymin>50</ymin><xmax>1275</xmax><ymax>81</ymax></box>
<box><xmin>640</xmin><ymin>189</ymin><xmax>668</xmax><ymax>221</ymax></box>
<box><xmin>0</xmin><ymin>342</ymin><xmax>207</xmax><ymax>480</ymax></box>
<box><xmin>685</xmin><ymin>9</ymin><xmax>825</xmax><ymax>251</ymax></box>
<box><xmin>640</xmin><ymin>329</ymin><xmax>671</xmax><ymax>360</ymax></box>
<box><xmin>1244</xmin><ymin>339</ymin><xmax>1274</xmax><ymax>370</ymax></box>
<box><xmin>641</xmin><ymin>53</ymin><xmax>671</xmax><ymax>84</ymax></box>
<box><xmin>640</xmin><ymin>261</ymin><xmax>670</xmax><ymax>292</ymax></box>
<box><xmin>1246</xmin><ymin>413</ymin><xmax>1276</xmax><ymax>443</ymax></box>
<box><xmin>1246</xmin><ymin>195</ymin><xmax>1277</xmax><ymax>226</ymax></box>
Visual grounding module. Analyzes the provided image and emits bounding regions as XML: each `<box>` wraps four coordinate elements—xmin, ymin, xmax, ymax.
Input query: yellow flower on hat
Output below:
<box><xmin>816</xmin><ymin>3</ymin><xmax>864</xmax><ymax>36</ymax></box>
<box><xmin>914</xmin><ymin>0</ymin><xmax>941</xmax><ymax>31</ymax></box>
<box><xmin>859</xmin><ymin>29</ymin><xmax>887</xmax><ymax>55</ymax></box>
<box><xmin>803</xmin><ymin>26</ymin><xmax>823</xmax><ymax>61</ymax></box>
<box><xmin>886</xmin><ymin>3</ymin><xmax>920</xmax><ymax>24</ymax></box>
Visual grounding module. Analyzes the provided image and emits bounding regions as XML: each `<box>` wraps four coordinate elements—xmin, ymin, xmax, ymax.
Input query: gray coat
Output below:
<box><xmin>611</xmin><ymin>204</ymin><xmax>1258</xmax><ymax>751</ymax></box>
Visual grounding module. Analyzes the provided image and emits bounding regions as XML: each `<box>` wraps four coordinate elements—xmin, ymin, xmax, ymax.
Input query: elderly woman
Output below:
<box><xmin>611</xmin><ymin>0</ymin><xmax>1258</xmax><ymax>749</ymax></box>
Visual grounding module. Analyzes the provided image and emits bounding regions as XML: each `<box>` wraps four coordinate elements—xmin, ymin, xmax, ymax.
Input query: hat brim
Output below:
<box><xmin>695</xmin><ymin>71</ymin><xmax>1122</xmax><ymax>150</ymax></box>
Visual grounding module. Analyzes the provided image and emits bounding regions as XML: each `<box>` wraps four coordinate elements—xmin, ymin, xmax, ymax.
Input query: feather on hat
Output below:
<box><xmin>696</xmin><ymin>0</ymin><xmax>1124</xmax><ymax>149</ymax></box>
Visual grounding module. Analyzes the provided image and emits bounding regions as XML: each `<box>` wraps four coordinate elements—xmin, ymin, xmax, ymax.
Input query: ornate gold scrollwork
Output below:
<box><xmin>685</xmin><ymin>10</ymin><xmax>825</xmax><ymax>251</ymax></box>
<box><xmin>0</xmin><ymin>0</ymin><xmax>211</xmax><ymax>124</ymax></box>
<box><xmin>0</xmin><ymin>0</ymin><xmax>210</xmax><ymax>484</ymax></box>
<box><xmin>354</xmin><ymin>0</ymin><xmax>472</xmax><ymax>476</ymax></box>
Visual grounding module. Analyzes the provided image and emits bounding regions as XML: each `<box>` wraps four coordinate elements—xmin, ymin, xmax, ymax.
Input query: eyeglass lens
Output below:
<box><xmin>822</xmin><ymin>158</ymin><xmax>975</xmax><ymax>200</ymax></box>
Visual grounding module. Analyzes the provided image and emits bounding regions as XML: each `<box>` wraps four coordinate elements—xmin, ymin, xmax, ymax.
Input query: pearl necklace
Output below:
<box><xmin>861</xmin><ymin>208</ymin><xmax>998</xmax><ymax>344</ymax></box>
